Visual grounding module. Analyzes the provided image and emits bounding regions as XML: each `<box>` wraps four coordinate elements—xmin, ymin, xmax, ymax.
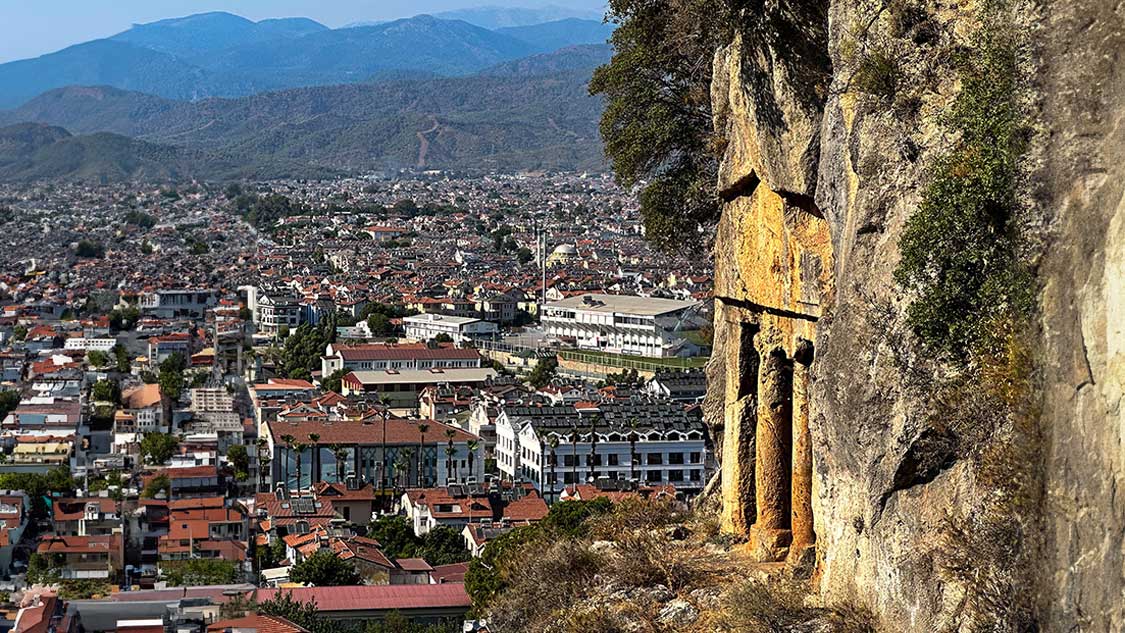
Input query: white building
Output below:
<box><xmin>403</xmin><ymin>314</ymin><xmax>498</xmax><ymax>345</ymax></box>
<box><xmin>139</xmin><ymin>289</ymin><xmax>219</xmax><ymax>318</ymax></box>
<box><xmin>64</xmin><ymin>338</ymin><xmax>117</xmax><ymax>352</ymax></box>
<box><xmin>253</xmin><ymin>288</ymin><xmax>302</xmax><ymax>336</ymax></box>
<box><xmin>541</xmin><ymin>294</ymin><xmax>704</xmax><ymax>358</ymax></box>
<box><xmin>321</xmin><ymin>343</ymin><xmax>483</xmax><ymax>378</ymax></box>
<box><xmin>495</xmin><ymin>401</ymin><xmax>710</xmax><ymax>497</ymax></box>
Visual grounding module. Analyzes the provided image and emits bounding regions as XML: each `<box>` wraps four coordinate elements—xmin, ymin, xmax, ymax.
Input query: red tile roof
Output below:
<box><xmin>208</xmin><ymin>615</ymin><xmax>307</xmax><ymax>633</ymax></box>
<box><xmin>394</xmin><ymin>558</ymin><xmax>432</xmax><ymax>572</ymax></box>
<box><xmin>429</xmin><ymin>562</ymin><xmax>468</xmax><ymax>584</ymax></box>
<box><xmin>252</xmin><ymin>585</ymin><xmax>470</xmax><ymax>612</ymax></box>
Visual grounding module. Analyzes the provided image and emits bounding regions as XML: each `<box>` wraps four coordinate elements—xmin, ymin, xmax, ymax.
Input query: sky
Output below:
<box><xmin>0</xmin><ymin>0</ymin><xmax>607</xmax><ymax>63</ymax></box>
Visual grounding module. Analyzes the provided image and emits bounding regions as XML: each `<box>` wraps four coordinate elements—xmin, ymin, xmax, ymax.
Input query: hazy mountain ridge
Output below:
<box><xmin>497</xmin><ymin>18</ymin><xmax>615</xmax><ymax>53</ymax></box>
<box><xmin>0</xmin><ymin>11</ymin><xmax>613</xmax><ymax>109</ymax></box>
<box><xmin>110</xmin><ymin>12</ymin><xmax>329</xmax><ymax>59</ymax></box>
<box><xmin>0</xmin><ymin>45</ymin><xmax>609</xmax><ymax>181</ymax></box>
<box><xmin>433</xmin><ymin>5</ymin><xmax>604</xmax><ymax>28</ymax></box>
<box><xmin>0</xmin><ymin>121</ymin><xmax>338</xmax><ymax>182</ymax></box>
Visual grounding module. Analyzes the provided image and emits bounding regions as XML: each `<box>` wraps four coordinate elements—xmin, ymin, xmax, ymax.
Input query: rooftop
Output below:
<box><xmin>546</xmin><ymin>293</ymin><xmax>698</xmax><ymax>316</ymax></box>
<box><xmin>251</xmin><ymin>584</ymin><xmax>471</xmax><ymax>612</ymax></box>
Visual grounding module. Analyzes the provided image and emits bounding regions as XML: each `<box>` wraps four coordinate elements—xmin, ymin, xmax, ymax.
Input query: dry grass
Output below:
<box><xmin>487</xmin><ymin>539</ymin><xmax>604</xmax><ymax>632</ymax></box>
<box><xmin>722</xmin><ymin>579</ymin><xmax>877</xmax><ymax>633</ymax></box>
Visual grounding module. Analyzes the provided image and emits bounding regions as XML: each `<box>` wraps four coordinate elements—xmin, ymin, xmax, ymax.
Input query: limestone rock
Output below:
<box><xmin>708</xmin><ymin>0</ymin><xmax>1125</xmax><ymax>630</ymax></box>
<box><xmin>656</xmin><ymin>599</ymin><xmax>699</xmax><ymax>628</ymax></box>
<box><xmin>712</xmin><ymin>7</ymin><xmax>830</xmax><ymax>201</ymax></box>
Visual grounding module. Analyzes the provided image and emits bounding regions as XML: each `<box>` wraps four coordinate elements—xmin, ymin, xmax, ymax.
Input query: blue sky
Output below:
<box><xmin>0</xmin><ymin>0</ymin><xmax>606</xmax><ymax>63</ymax></box>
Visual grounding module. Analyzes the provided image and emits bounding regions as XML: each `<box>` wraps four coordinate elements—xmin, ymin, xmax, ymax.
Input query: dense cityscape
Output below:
<box><xmin>0</xmin><ymin>171</ymin><xmax>715</xmax><ymax>630</ymax></box>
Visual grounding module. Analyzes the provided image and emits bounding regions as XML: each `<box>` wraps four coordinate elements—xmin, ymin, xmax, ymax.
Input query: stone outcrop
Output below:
<box><xmin>709</xmin><ymin>0</ymin><xmax>1125</xmax><ymax>631</ymax></box>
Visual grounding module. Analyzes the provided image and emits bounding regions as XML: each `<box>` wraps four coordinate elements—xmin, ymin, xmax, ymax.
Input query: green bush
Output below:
<box><xmin>853</xmin><ymin>48</ymin><xmax>900</xmax><ymax>100</ymax></box>
<box><xmin>465</xmin><ymin>499</ymin><xmax>612</xmax><ymax>612</ymax></box>
<box><xmin>894</xmin><ymin>21</ymin><xmax>1032</xmax><ymax>363</ymax></box>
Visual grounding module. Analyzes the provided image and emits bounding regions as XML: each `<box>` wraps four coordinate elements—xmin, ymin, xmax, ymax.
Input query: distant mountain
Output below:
<box><xmin>481</xmin><ymin>44</ymin><xmax>613</xmax><ymax>77</ymax></box>
<box><xmin>0</xmin><ymin>40</ymin><xmax>213</xmax><ymax>110</ymax></box>
<box><xmin>0</xmin><ymin>13</ymin><xmax>565</xmax><ymax>109</ymax></box>
<box><xmin>0</xmin><ymin>122</ymin><xmax>191</xmax><ymax>182</ymax></box>
<box><xmin>434</xmin><ymin>5</ymin><xmax>604</xmax><ymax>28</ymax></box>
<box><xmin>110</xmin><ymin>12</ymin><xmax>328</xmax><ymax>60</ymax></box>
<box><xmin>497</xmin><ymin>19</ymin><xmax>615</xmax><ymax>54</ymax></box>
<box><xmin>200</xmin><ymin>15</ymin><xmax>538</xmax><ymax>92</ymax></box>
<box><xmin>0</xmin><ymin>46</ymin><xmax>608</xmax><ymax>181</ymax></box>
<box><xmin>0</xmin><ymin>122</ymin><xmax>333</xmax><ymax>182</ymax></box>
<box><xmin>0</xmin><ymin>122</ymin><xmax>73</xmax><ymax>162</ymax></box>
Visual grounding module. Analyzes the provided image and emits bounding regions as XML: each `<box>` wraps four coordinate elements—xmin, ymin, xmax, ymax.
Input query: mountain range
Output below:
<box><xmin>0</xmin><ymin>11</ymin><xmax>614</xmax><ymax>109</ymax></box>
<box><xmin>0</xmin><ymin>44</ymin><xmax>613</xmax><ymax>182</ymax></box>
<box><xmin>0</xmin><ymin>9</ymin><xmax>616</xmax><ymax>182</ymax></box>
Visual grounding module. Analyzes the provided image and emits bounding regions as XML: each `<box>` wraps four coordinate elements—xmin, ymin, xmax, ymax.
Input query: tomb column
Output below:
<box><xmin>750</xmin><ymin>344</ymin><xmax>793</xmax><ymax>560</ymax></box>
<box><xmin>790</xmin><ymin>340</ymin><xmax>815</xmax><ymax>560</ymax></box>
<box><xmin>721</xmin><ymin>319</ymin><xmax>758</xmax><ymax>534</ymax></box>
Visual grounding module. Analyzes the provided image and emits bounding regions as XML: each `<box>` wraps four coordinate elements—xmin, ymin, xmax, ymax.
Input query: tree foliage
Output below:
<box><xmin>527</xmin><ymin>356</ymin><xmax>558</xmax><ymax>388</ymax></box>
<box><xmin>87</xmin><ymin>350</ymin><xmax>110</xmax><ymax>368</ymax></box>
<box><xmin>232</xmin><ymin>193</ymin><xmax>310</xmax><ymax>232</ymax></box>
<box><xmin>279</xmin><ymin>322</ymin><xmax>335</xmax><ymax>381</ymax></box>
<box><xmin>365</xmin><ymin>517</ymin><xmax>469</xmax><ymax>565</ymax></box>
<box><xmin>159</xmin><ymin>353</ymin><xmax>186</xmax><ymax>401</ymax></box>
<box><xmin>142</xmin><ymin>474</ymin><xmax>171</xmax><ymax>498</ymax></box>
<box><xmin>0</xmin><ymin>467</ymin><xmax>77</xmax><ymax>518</ymax></box>
<box><xmin>76</xmin><ymin>239</ymin><xmax>105</xmax><ymax>258</ymax></box>
<box><xmin>92</xmin><ymin>379</ymin><xmax>120</xmax><ymax>403</ymax></box>
<box><xmin>289</xmin><ymin>550</ymin><xmax>361</xmax><ymax>586</ymax></box>
<box><xmin>590</xmin><ymin>0</ymin><xmax>738</xmax><ymax>251</ymax></box>
<box><xmin>321</xmin><ymin>369</ymin><xmax>347</xmax><ymax>394</ymax></box>
<box><xmin>0</xmin><ymin>390</ymin><xmax>20</xmax><ymax>419</ymax></box>
<box><xmin>141</xmin><ymin>433</ymin><xmax>179</xmax><ymax>465</ymax></box>
<box><xmin>227</xmin><ymin>444</ymin><xmax>250</xmax><ymax>481</ymax></box>
<box><xmin>163</xmin><ymin>558</ymin><xmax>239</xmax><ymax>586</ymax></box>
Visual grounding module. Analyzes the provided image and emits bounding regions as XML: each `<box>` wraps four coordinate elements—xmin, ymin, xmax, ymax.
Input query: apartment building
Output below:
<box><xmin>541</xmin><ymin>294</ymin><xmax>704</xmax><ymax>358</ymax></box>
<box><xmin>495</xmin><ymin>401</ymin><xmax>709</xmax><ymax>496</ymax></box>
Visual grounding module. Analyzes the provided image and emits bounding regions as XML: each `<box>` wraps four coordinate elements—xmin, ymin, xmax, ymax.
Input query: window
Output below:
<box><xmin>668</xmin><ymin>470</ymin><xmax>684</xmax><ymax>482</ymax></box>
<box><xmin>647</xmin><ymin>453</ymin><xmax>662</xmax><ymax>465</ymax></box>
<box><xmin>563</xmin><ymin>472</ymin><xmax>575</xmax><ymax>484</ymax></box>
<box><xmin>690</xmin><ymin>452</ymin><xmax>701</xmax><ymax>464</ymax></box>
<box><xmin>608</xmin><ymin>454</ymin><xmax>619</xmax><ymax>466</ymax></box>
<box><xmin>668</xmin><ymin>453</ymin><xmax>684</xmax><ymax>465</ymax></box>
<box><xmin>690</xmin><ymin>470</ymin><xmax>702</xmax><ymax>481</ymax></box>
<box><xmin>646</xmin><ymin>471</ymin><xmax>661</xmax><ymax>482</ymax></box>
<box><xmin>563</xmin><ymin>455</ymin><xmax>575</xmax><ymax>467</ymax></box>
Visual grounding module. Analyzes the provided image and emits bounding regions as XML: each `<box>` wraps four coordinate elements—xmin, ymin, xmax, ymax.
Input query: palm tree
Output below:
<box><xmin>396</xmin><ymin>448</ymin><xmax>415</xmax><ymax>490</ymax></box>
<box><xmin>445</xmin><ymin>445</ymin><xmax>456</xmax><ymax>485</ymax></box>
<box><xmin>444</xmin><ymin>428</ymin><xmax>456</xmax><ymax>484</ymax></box>
<box><xmin>570</xmin><ymin>425</ymin><xmax>580</xmax><ymax>496</ymax></box>
<box><xmin>280</xmin><ymin>434</ymin><xmax>295</xmax><ymax>493</ymax></box>
<box><xmin>588</xmin><ymin>414</ymin><xmax>599</xmax><ymax>484</ymax></box>
<box><xmin>466</xmin><ymin>439</ymin><xmax>480</xmax><ymax>482</ymax></box>
<box><xmin>307</xmin><ymin>433</ymin><xmax>321</xmax><ymax>484</ymax></box>
<box><xmin>628</xmin><ymin>417</ymin><xmax>640</xmax><ymax>483</ymax></box>
<box><xmin>256</xmin><ymin>438</ymin><xmax>270</xmax><ymax>492</ymax></box>
<box><xmin>380</xmin><ymin>396</ymin><xmax>391</xmax><ymax>493</ymax></box>
<box><xmin>331</xmin><ymin>444</ymin><xmax>347</xmax><ymax>483</ymax></box>
<box><xmin>547</xmin><ymin>435</ymin><xmax>559</xmax><ymax>503</ymax></box>
<box><xmin>416</xmin><ymin>422</ymin><xmax>430</xmax><ymax>487</ymax></box>
<box><xmin>292</xmin><ymin>441</ymin><xmax>307</xmax><ymax>496</ymax></box>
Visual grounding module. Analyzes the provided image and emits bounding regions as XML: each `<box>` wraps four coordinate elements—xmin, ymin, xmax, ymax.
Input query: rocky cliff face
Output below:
<box><xmin>708</xmin><ymin>1</ymin><xmax>1125</xmax><ymax>631</ymax></box>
